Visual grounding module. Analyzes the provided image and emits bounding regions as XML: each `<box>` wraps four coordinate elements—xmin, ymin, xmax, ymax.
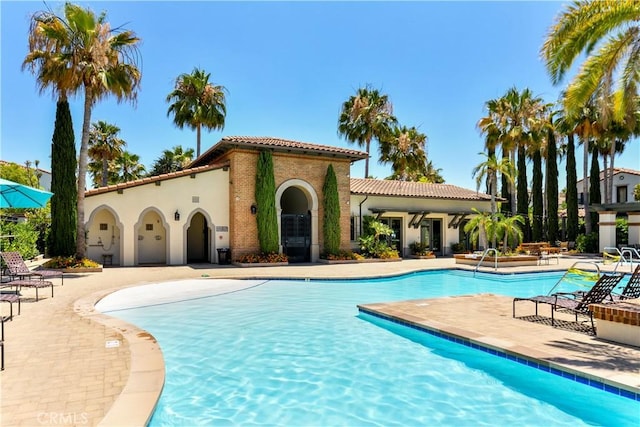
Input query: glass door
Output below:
<box><xmin>420</xmin><ymin>219</ymin><xmax>442</xmax><ymax>255</ymax></box>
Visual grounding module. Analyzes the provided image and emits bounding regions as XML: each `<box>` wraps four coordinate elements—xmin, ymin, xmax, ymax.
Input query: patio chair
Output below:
<box><xmin>4</xmin><ymin>279</ymin><xmax>53</xmax><ymax>302</ymax></box>
<box><xmin>512</xmin><ymin>273</ymin><xmax>624</xmax><ymax>334</ymax></box>
<box><xmin>610</xmin><ymin>265</ymin><xmax>640</xmax><ymax>302</ymax></box>
<box><xmin>0</xmin><ymin>292</ymin><xmax>20</xmax><ymax>319</ymax></box>
<box><xmin>0</xmin><ymin>251</ymin><xmax>64</xmax><ymax>285</ymax></box>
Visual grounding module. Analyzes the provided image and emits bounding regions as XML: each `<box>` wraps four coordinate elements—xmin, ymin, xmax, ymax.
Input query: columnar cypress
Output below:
<box><xmin>322</xmin><ymin>164</ymin><xmax>341</xmax><ymax>255</ymax></box>
<box><xmin>255</xmin><ymin>150</ymin><xmax>279</xmax><ymax>253</ymax></box>
<box><xmin>531</xmin><ymin>150</ymin><xmax>543</xmax><ymax>242</ymax></box>
<box><xmin>589</xmin><ymin>149</ymin><xmax>601</xmax><ymax>232</ymax></box>
<box><xmin>48</xmin><ymin>98</ymin><xmax>77</xmax><ymax>256</ymax></box>
<box><xmin>546</xmin><ymin>126</ymin><xmax>559</xmax><ymax>243</ymax></box>
<box><xmin>500</xmin><ymin>151</ymin><xmax>511</xmax><ymax>214</ymax></box>
<box><xmin>566</xmin><ymin>134</ymin><xmax>579</xmax><ymax>241</ymax></box>
<box><xmin>516</xmin><ymin>145</ymin><xmax>530</xmax><ymax>241</ymax></box>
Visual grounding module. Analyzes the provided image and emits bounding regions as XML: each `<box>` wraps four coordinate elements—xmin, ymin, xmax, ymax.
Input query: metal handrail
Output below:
<box><xmin>546</xmin><ymin>261</ymin><xmax>601</xmax><ymax>296</ymax></box>
<box><xmin>474</xmin><ymin>248</ymin><xmax>499</xmax><ymax>276</ymax></box>
<box><xmin>619</xmin><ymin>246</ymin><xmax>640</xmax><ymax>272</ymax></box>
<box><xmin>603</xmin><ymin>246</ymin><xmax>627</xmax><ymax>272</ymax></box>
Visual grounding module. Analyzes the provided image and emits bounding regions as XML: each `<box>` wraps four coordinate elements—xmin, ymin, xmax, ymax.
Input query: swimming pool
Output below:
<box><xmin>99</xmin><ymin>270</ymin><xmax>638</xmax><ymax>426</ymax></box>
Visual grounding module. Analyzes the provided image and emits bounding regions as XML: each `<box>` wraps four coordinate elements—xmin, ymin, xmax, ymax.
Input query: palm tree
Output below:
<box><xmin>422</xmin><ymin>160</ymin><xmax>445</xmax><ymax>184</ymax></box>
<box><xmin>166</xmin><ymin>67</ymin><xmax>227</xmax><ymax>158</ymax></box>
<box><xmin>24</xmin><ymin>2</ymin><xmax>141</xmax><ymax>259</ymax></box>
<box><xmin>116</xmin><ymin>151</ymin><xmax>146</xmax><ymax>182</ymax></box>
<box><xmin>463</xmin><ymin>208</ymin><xmax>492</xmax><ymax>251</ymax></box>
<box><xmin>380</xmin><ymin>125</ymin><xmax>427</xmax><ymax>181</ymax></box>
<box><xmin>338</xmin><ymin>86</ymin><xmax>397</xmax><ymax>178</ymax></box>
<box><xmin>88</xmin><ymin>121</ymin><xmax>125</xmax><ymax>187</ymax></box>
<box><xmin>542</xmin><ymin>0</ymin><xmax>640</xmax><ymax>123</ymax></box>
<box><xmin>149</xmin><ymin>145</ymin><xmax>195</xmax><ymax>176</ymax></box>
<box><xmin>472</xmin><ymin>152</ymin><xmax>514</xmax><ymax>248</ymax></box>
<box><xmin>495</xmin><ymin>213</ymin><xmax>524</xmax><ymax>254</ymax></box>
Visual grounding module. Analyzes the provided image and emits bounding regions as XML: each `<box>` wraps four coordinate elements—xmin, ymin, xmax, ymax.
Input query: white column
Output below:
<box><xmin>628</xmin><ymin>212</ymin><xmax>640</xmax><ymax>246</ymax></box>
<box><xmin>598</xmin><ymin>211</ymin><xmax>617</xmax><ymax>252</ymax></box>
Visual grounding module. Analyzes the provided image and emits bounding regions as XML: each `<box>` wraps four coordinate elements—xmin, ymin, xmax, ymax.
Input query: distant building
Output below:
<box><xmin>576</xmin><ymin>167</ymin><xmax>640</xmax><ymax>205</ymax></box>
<box><xmin>0</xmin><ymin>160</ymin><xmax>52</xmax><ymax>191</ymax></box>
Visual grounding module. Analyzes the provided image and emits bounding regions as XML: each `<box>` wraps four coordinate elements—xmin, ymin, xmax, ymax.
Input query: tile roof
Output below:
<box><xmin>576</xmin><ymin>167</ymin><xmax>640</xmax><ymax>183</ymax></box>
<box><xmin>350</xmin><ymin>178</ymin><xmax>493</xmax><ymax>201</ymax></box>
<box><xmin>190</xmin><ymin>136</ymin><xmax>367</xmax><ymax>168</ymax></box>
<box><xmin>85</xmin><ymin>163</ymin><xmax>228</xmax><ymax>196</ymax></box>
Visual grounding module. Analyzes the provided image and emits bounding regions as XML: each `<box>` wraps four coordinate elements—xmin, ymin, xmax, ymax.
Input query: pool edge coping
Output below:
<box><xmin>357</xmin><ymin>305</ymin><xmax>640</xmax><ymax>401</ymax></box>
<box><xmin>74</xmin><ymin>288</ymin><xmax>165</xmax><ymax>427</ymax></box>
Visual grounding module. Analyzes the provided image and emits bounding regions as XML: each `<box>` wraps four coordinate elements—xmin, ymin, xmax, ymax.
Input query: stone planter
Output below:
<box><xmin>453</xmin><ymin>254</ymin><xmax>539</xmax><ymax>267</ymax></box>
<box><xmin>318</xmin><ymin>257</ymin><xmax>402</xmax><ymax>264</ymax></box>
<box><xmin>408</xmin><ymin>254</ymin><xmax>436</xmax><ymax>259</ymax></box>
<box><xmin>54</xmin><ymin>266</ymin><xmax>103</xmax><ymax>273</ymax></box>
<box><xmin>233</xmin><ymin>262</ymin><xmax>289</xmax><ymax>268</ymax></box>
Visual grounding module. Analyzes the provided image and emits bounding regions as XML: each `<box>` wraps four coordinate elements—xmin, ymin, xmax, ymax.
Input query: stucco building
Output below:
<box><xmin>84</xmin><ymin>136</ymin><xmax>494</xmax><ymax>266</ymax></box>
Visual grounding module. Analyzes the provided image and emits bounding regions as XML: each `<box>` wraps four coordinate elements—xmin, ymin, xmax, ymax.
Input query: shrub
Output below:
<box><xmin>409</xmin><ymin>241</ymin><xmax>433</xmax><ymax>256</ymax></box>
<box><xmin>322</xmin><ymin>250</ymin><xmax>364</xmax><ymax>261</ymax></box>
<box><xmin>322</xmin><ymin>164</ymin><xmax>341</xmax><ymax>255</ymax></box>
<box><xmin>0</xmin><ymin>221</ymin><xmax>39</xmax><ymax>260</ymax></box>
<box><xmin>236</xmin><ymin>252</ymin><xmax>288</xmax><ymax>263</ymax></box>
<box><xmin>451</xmin><ymin>242</ymin><xmax>466</xmax><ymax>254</ymax></box>
<box><xmin>576</xmin><ymin>232</ymin><xmax>599</xmax><ymax>253</ymax></box>
<box><xmin>42</xmin><ymin>256</ymin><xmax>100</xmax><ymax>269</ymax></box>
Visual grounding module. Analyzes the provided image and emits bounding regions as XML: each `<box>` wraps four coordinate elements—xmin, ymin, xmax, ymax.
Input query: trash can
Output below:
<box><xmin>217</xmin><ymin>248</ymin><xmax>231</xmax><ymax>265</ymax></box>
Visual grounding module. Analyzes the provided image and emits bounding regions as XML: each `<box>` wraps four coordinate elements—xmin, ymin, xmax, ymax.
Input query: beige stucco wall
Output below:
<box><xmin>84</xmin><ymin>168</ymin><xmax>230</xmax><ymax>266</ymax></box>
<box><xmin>350</xmin><ymin>195</ymin><xmax>492</xmax><ymax>255</ymax></box>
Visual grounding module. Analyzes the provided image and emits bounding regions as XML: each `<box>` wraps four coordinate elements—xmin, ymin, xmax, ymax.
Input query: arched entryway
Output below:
<box><xmin>187</xmin><ymin>212</ymin><xmax>210</xmax><ymax>263</ymax></box>
<box><xmin>136</xmin><ymin>210</ymin><xmax>167</xmax><ymax>264</ymax></box>
<box><xmin>86</xmin><ymin>206</ymin><xmax>122</xmax><ymax>266</ymax></box>
<box><xmin>280</xmin><ymin>186</ymin><xmax>311</xmax><ymax>263</ymax></box>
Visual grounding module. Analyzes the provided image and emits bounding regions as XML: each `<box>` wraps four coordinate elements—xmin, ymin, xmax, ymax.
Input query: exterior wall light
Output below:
<box><xmin>250</xmin><ymin>204</ymin><xmax>258</xmax><ymax>215</ymax></box>
<box><xmin>174</xmin><ymin>210</ymin><xmax>180</xmax><ymax>221</ymax></box>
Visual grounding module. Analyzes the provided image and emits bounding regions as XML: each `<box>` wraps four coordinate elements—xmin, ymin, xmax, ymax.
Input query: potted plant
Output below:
<box><xmin>409</xmin><ymin>242</ymin><xmax>435</xmax><ymax>259</ymax></box>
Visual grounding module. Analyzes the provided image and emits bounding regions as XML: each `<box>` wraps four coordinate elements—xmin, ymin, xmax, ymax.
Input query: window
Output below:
<box><xmin>616</xmin><ymin>186</ymin><xmax>628</xmax><ymax>203</ymax></box>
<box><xmin>145</xmin><ymin>224</ymin><xmax>153</xmax><ymax>231</ymax></box>
<box><xmin>99</xmin><ymin>223</ymin><xmax>108</xmax><ymax>231</ymax></box>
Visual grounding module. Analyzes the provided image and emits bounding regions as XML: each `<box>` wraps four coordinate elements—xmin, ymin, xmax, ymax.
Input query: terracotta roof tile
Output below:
<box><xmin>190</xmin><ymin>136</ymin><xmax>367</xmax><ymax>167</ymax></box>
<box><xmin>85</xmin><ymin>162</ymin><xmax>228</xmax><ymax>196</ymax></box>
<box><xmin>350</xmin><ymin>178</ymin><xmax>492</xmax><ymax>201</ymax></box>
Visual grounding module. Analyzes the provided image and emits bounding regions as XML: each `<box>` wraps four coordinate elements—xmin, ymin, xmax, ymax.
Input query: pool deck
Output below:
<box><xmin>1</xmin><ymin>255</ymin><xmax>639</xmax><ymax>426</ymax></box>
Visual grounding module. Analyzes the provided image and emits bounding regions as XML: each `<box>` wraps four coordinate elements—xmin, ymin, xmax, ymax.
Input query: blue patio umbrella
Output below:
<box><xmin>0</xmin><ymin>178</ymin><xmax>53</xmax><ymax>208</ymax></box>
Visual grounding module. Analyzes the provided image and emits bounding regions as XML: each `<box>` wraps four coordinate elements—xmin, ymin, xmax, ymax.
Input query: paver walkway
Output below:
<box><xmin>0</xmin><ymin>256</ymin><xmax>636</xmax><ymax>426</ymax></box>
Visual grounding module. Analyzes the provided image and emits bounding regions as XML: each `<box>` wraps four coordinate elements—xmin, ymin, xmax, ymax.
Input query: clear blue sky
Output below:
<box><xmin>2</xmin><ymin>1</ymin><xmax>638</xmax><ymax>190</ymax></box>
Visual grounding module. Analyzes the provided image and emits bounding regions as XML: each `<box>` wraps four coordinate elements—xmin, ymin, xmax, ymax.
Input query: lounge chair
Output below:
<box><xmin>512</xmin><ymin>273</ymin><xmax>624</xmax><ymax>334</ymax></box>
<box><xmin>0</xmin><ymin>293</ymin><xmax>20</xmax><ymax>319</ymax></box>
<box><xmin>4</xmin><ymin>279</ymin><xmax>53</xmax><ymax>302</ymax></box>
<box><xmin>610</xmin><ymin>264</ymin><xmax>640</xmax><ymax>301</ymax></box>
<box><xmin>0</xmin><ymin>251</ymin><xmax>64</xmax><ymax>285</ymax></box>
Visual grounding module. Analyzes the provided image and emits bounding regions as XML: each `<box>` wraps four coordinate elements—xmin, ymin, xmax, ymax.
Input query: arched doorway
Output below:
<box><xmin>187</xmin><ymin>212</ymin><xmax>210</xmax><ymax>263</ymax></box>
<box><xmin>137</xmin><ymin>210</ymin><xmax>167</xmax><ymax>264</ymax></box>
<box><xmin>86</xmin><ymin>207</ymin><xmax>122</xmax><ymax>265</ymax></box>
<box><xmin>280</xmin><ymin>186</ymin><xmax>311</xmax><ymax>263</ymax></box>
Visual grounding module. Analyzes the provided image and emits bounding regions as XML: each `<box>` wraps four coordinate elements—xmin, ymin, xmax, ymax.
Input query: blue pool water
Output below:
<box><xmin>102</xmin><ymin>270</ymin><xmax>639</xmax><ymax>426</ymax></box>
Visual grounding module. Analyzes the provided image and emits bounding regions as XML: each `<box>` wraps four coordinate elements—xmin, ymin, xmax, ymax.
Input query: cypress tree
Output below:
<box><xmin>500</xmin><ymin>150</ymin><xmax>511</xmax><ymax>214</ymax></box>
<box><xmin>516</xmin><ymin>145</ymin><xmax>530</xmax><ymax>241</ymax></box>
<box><xmin>531</xmin><ymin>149</ymin><xmax>543</xmax><ymax>242</ymax></box>
<box><xmin>48</xmin><ymin>98</ymin><xmax>77</xmax><ymax>256</ymax></box>
<box><xmin>566</xmin><ymin>134</ymin><xmax>579</xmax><ymax>241</ymax></box>
<box><xmin>546</xmin><ymin>126</ymin><xmax>559</xmax><ymax>244</ymax></box>
<box><xmin>255</xmin><ymin>150</ymin><xmax>279</xmax><ymax>253</ymax></box>
<box><xmin>589</xmin><ymin>148</ymin><xmax>601</xmax><ymax>232</ymax></box>
<box><xmin>322</xmin><ymin>164</ymin><xmax>341</xmax><ymax>255</ymax></box>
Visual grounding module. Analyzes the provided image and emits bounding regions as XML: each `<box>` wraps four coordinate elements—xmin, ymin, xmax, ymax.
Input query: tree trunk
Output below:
<box><xmin>101</xmin><ymin>157</ymin><xmax>109</xmax><ymax>187</ymax></box>
<box><xmin>76</xmin><ymin>91</ymin><xmax>92</xmax><ymax>259</ymax></box>
<box><xmin>196</xmin><ymin>124</ymin><xmax>202</xmax><ymax>158</ymax></box>
<box><xmin>364</xmin><ymin>138</ymin><xmax>371</xmax><ymax>178</ymax></box>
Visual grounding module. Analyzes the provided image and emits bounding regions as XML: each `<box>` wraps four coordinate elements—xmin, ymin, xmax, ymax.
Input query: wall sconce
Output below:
<box><xmin>174</xmin><ymin>210</ymin><xmax>180</xmax><ymax>221</ymax></box>
<box><xmin>250</xmin><ymin>204</ymin><xmax>257</xmax><ymax>215</ymax></box>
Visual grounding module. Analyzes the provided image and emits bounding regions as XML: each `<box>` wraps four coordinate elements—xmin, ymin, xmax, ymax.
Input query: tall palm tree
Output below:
<box><xmin>24</xmin><ymin>2</ymin><xmax>141</xmax><ymax>259</ymax></box>
<box><xmin>167</xmin><ymin>68</ymin><xmax>227</xmax><ymax>158</ymax></box>
<box><xmin>88</xmin><ymin>121</ymin><xmax>125</xmax><ymax>187</ymax></box>
<box><xmin>542</xmin><ymin>0</ymin><xmax>640</xmax><ymax>123</ymax></box>
<box><xmin>338</xmin><ymin>86</ymin><xmax>397</xmax><ymax>178</ymax></box>
<box><xmin>116</xmin><ymin>151</ymin><xmax>146</xmax><ymax>182</ymax></box>
<box><xmin>463</xmin><ymin>208</ymin><xmax>492</xmax><ymax>251</ymax></box>
<box><xmin>380</xmin><ymin>125</ymin><xmax>427</xmax><ymax>181</ymax></box>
